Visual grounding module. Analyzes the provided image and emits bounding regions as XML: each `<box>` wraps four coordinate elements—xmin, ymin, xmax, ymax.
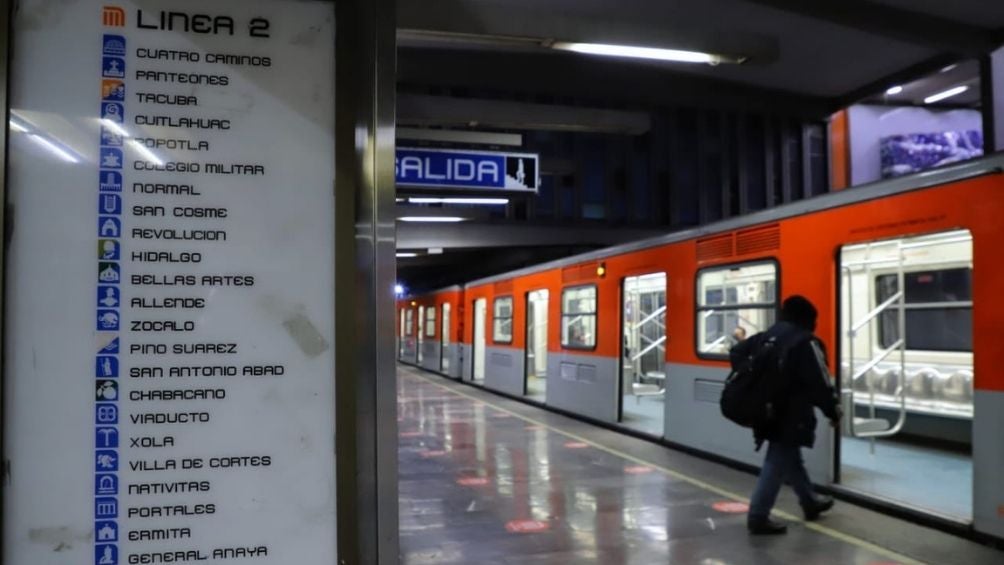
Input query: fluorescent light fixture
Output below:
<box><xmin>396</xmin><ymin>252</ymin><xmax>418</xmax><ymax>258</ymax></box>
<box><xmin>552</xmin><ymin>42</ymin><xmax>730</xmax><ymax>64</ymax></box>
<box><xmin>28</xmin><ymin>134</ymin><xmax>79</xmax><ymax>163</ymax></box>
<box><xmin>885</xmin><ymin>85</ymin><xmax>903</xmax><ymax>95</ymax></box>
<box><xmin>130</xmin><ymin>139</ymin><xmax>164</xmax><ymax>166</ymax></box>
<box><xmin>8</xmin><ymin>120</ymin><xmax>28</xmax><ymax>133</ymax></box>
<box><xmin>941</xmin><ymin>64</ymin><xmax>958</xmax><ymax>73</ymax></box>
<box><xmin>398</xmin><ymin>216</ymin><xmax>467</xmax><ymax>223</ymax></box>
<box><xmin>408</xmin><ymin>197</ymin><xmax>509</xmax><ymax>205</ymax></box>
<box><xmin>924</xmin><ymin>85</ymin><xmax>968</xmax><ymax>104</ymax></box>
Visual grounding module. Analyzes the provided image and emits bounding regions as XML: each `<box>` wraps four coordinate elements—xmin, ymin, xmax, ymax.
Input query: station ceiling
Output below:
<box><xmin>398</xmin><ymin>0</ymin><xmax>1004</xmax><ymax>110</ymax></box>
<box><xmin>395</xmin><ymin>0</ymin><xmax>1004</xmax><ymax>293</ymax></box>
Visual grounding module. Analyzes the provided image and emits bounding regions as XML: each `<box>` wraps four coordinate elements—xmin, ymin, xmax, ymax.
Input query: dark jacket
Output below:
<box><xmin>754</xmin><ymin>321</ymin><xmax>839</xmax><ymax>448</ymax></box>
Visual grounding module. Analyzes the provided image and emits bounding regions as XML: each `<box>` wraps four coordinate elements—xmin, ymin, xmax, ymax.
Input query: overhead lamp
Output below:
<box><xmin>551</xmin><ymin>42</ymin><xmax>743</xmax><ymax>65</ymax></box>
<box><xmin>885</xmin><ymin>85</ymin><xmax>903</xmax><ymax>95</ymax></box>
<box><xmin>407</xmin><ymin>197</ymin><xmax>509</xmax><ymax>205</ymax></box>
<box><xmin>397</xmin><ymin>216</ymin><xmax>467</xmax><ymax>223</ymax></box>
<box><xmin>394</xmin><ymin>284</ymin><xmax>405</xmax><ymax>295</ymax></box>
<box><xmin>924</xmin><ymin>85</ymin><xmax>968</xmax><ymax>104</ymax></box>
<box><xmin>396</xmin><ymin>252</ymin><xmax>418</xmax><ymax>258</ymax></box>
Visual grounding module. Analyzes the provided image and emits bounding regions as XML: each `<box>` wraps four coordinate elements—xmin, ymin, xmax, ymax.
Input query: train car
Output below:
<box><xmin>397</xmin><ymin>154</ymin><xmax>1004</xmax><ymax>540</ymax></box>
<box><xmin>397</xmin><ymin>286</ymin><xmax>464</xmax><ymax>378</ymax></box>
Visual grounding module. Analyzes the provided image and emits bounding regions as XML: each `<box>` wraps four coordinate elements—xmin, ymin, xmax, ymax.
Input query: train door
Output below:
<box><xmin>405</xmin><ymin>308</ymin><xmax>415</xmax><ymax>361</ymax></box>
<box><xmin>524</xmin><ymin>290</ymin><xmax>549</xmax><ymax>402</ymax></box>
<box><xmin>398</xmin><ymin>309</ymin><xmax>406</xmax><ymax>358</ymax></box>
<box><xmin>836</xmin><ymin>229</ymin><xmax>973</xmax><ymax>522</ymax></box>
<box><xmin>441</xmin><ymin>303</ymin><xmax>451</xmax><ymax>373</ymax></box>
<box><xmin>619</xmin><ymin>273</ymin><xmax>667</xmax><ymax>436</ymax></box>
<box><xmin>416</xmin><ymin>306</ymin><xmax>425</xmax><ymax>364</ymax></box>
<box><xmin>472</xmin><ymin>298</ymin><xmax>487</xmax><ymax>382</ymax></box>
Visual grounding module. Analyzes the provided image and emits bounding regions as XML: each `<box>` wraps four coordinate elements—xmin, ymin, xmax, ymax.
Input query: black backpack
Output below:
<box><xmin>720</xmin><ymin>330</ymin><xmax>798</xmax><ymax>431</ymax></box>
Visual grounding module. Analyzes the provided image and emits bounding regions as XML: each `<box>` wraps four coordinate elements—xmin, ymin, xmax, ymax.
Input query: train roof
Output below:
<box><xmin>460</xmin><ymin>153</ymin><xmax>1004</xmax><ymax>289</ymax></box>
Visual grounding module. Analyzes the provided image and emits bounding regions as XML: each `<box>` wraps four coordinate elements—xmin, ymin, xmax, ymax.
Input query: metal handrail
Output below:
<box><xmin>631</xmin><ymin>336</ymin><xmax>666</xmax><ymax>362</ymax></box>
<box><xmin>634</xmin><ymin>305</ymin><xmax>667</xmax><ymax>328</ymax></box>
<box><xmin>852</xmin><ymin>339</ymin><xmax>904</xmax><ymax>381</ymax></box>
<box><xmin>850</xmin><ymin>291</ymin><xmax>903</xmax><ymax>335</ymax></box>
<box><xmin>842</xmin><ymin>246</ymin><xmax>909</xmax><ymax>440</ymax></box>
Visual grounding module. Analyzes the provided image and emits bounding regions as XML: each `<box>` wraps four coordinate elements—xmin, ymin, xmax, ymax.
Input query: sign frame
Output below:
<box><xmin>395</xmin><ymin>146</ymin><xmax>540</xmax><ymax>194</ymax></box>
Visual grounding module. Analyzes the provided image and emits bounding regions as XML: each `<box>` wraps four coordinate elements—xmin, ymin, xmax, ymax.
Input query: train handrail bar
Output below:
<box><xmin>850</xmin><ymin>291</ymin><xmax>903</xmax><ymax>335</ymax></box>
<box><xmin>851</xmin><ymin>339</ymin><xmax>904</xmax><ymax>382</ymax></box>
<box><xmin>631</xmin><ymin>336</ymin><xmax>666</xmax><ymax>362</ymax></box>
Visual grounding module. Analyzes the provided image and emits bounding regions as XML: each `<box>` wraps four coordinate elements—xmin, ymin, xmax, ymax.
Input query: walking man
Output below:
<box><xmin>747</xmin><ymin>295</ymin><xmax>841</xmax><ymax>535</ymax></box>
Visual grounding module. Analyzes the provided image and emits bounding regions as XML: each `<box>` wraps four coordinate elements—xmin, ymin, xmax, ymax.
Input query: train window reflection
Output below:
<box><xmin>493</xmin><ymin>296</ymin><xmax>513</xmax><ymax>343</ymax></box>
<box><xmin>405</xmin><ymin>308</ymin><xmax>414</xmax><ymax>336</ymax></box>
<box><xmin>696</xmin><ymin>261</ymin><xmax>778</xmax><ymax>357</ymax></box>
<box><xmin>876</xmin><ymin>268</ymin><xmax>972</xmax><ymax>352</ymax></box>
<box><xmin>562</xmin><ymin>285</ymin><xmax>597</xmax><ymax>349</ymax></box>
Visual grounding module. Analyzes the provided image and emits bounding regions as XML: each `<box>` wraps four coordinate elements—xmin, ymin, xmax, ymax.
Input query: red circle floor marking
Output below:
<box><xmin>563</xmin><ymin>441</ymin><xmax>589</xmax><ymax>449</ymax></box>
<box><xmin>624</xmin><ymin>465</ymin><xmax>653</xmax><ymax>475</ymax></box>
<box><xmin>712</xmin><ymin>501</ymin><xmax>750</xmax><ymax>514</ymax></box>
<box><xmin>456</xmin><ymin>477</ymin><xmax>490</xmax><ymax>487</ymax></box>
<box><xmin>419</xmin><ymin>450</ymin><xmax>447</xmax><ymax>458</ymax></box>
<box><xmin>505</xmin><ymin>519</ymin><xmax>550</xmax><ymax>534</ymax></box>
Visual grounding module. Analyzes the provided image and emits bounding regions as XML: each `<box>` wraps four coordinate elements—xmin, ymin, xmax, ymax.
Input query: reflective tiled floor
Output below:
<box><xmin>398</xmin><ymin>365</ymin><xmax>1003</xmax><ymax>565</ymax></box>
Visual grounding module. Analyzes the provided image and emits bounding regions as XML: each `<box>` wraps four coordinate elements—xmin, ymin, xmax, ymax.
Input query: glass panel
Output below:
<box><xmin>562</xmin><ymin>286</ymin><xmax>597</xmax><ymax>348</ymax></box>
<box><xmin>425</xmin><ymin>308</ymin><xmax>436</xmax><ymax>338</ymax></box>
<box><xmin>441</xmin><ymin>304</ymin><xmax>450</xmax><ymax>347</ymax></box>
<box><xmin>876</xmin><ymin>268</ymin><xmax>973</xmax><ymax>352</ymax></box>
<box><xmin>696</xmin><ymin>262</ymin><xmax>777</xmax><ymax>355</ymax></box>
<box><xmin>493</xmin><ymin>297</ymin><xmax>513</xmax><ymax>343</ymax></box>
<box><xmin>697</xmin><ymin>262</ymin><xmax>776</xmax><ymax>307</ymax></box>
<box><xmin>405</xmin><ymin>309</ymin><xmax>413</xmax><ymax>335</ymax></box>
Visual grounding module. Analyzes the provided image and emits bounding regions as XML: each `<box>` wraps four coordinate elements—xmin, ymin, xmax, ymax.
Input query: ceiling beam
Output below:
<box><xmin>742</xmin><ymin>0</ymin><xmax>1002</xmax><ymax>56</ymax></box>
<box><xmin>398</xmin><ymin>94</ymin><xmax>652</xmax><ymax>134</ymax></box>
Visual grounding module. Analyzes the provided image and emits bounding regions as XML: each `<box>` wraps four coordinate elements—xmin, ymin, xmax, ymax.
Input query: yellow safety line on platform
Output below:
<box><xmin>401</xmin><ymin>369</ymin><xmax>925</xmax><ymax>565</ymax></box>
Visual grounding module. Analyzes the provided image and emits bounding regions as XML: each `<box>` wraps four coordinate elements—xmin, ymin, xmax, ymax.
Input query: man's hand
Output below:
<box><xmin>830</xmin><ymin>401</ymin><xmax>843</xmax><ymax>427</ymax></box>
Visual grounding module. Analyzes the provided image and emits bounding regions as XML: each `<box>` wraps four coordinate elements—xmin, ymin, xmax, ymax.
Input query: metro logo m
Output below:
<box><xmin>102</xmin><ymin>6</ymin><xmax>125</xmax><ymax>27</ymax></box>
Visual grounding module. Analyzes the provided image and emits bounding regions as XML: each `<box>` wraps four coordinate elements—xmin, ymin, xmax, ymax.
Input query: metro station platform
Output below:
<box><xmin>397</xmin><ymin>364</ymin><xmax>1003</xmax><ymax>565</ymax></box>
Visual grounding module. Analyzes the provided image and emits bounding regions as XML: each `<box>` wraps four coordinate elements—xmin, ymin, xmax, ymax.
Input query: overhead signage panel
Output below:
<box><xmin>3</xmin><ymin>0</ymin><xmax>337</xmax><ymax>563</ymax></box>
<box><xmin>396</xmin><ymin>147</ymin><xmax>539</xmax><ymax>193</ymax></box>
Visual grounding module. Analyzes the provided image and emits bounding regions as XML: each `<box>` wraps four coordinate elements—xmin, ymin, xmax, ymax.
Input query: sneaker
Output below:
<box><xmin>748</xmin><ymin>517</ymin><xmax>788</xmax><ymax>535</ymax></box>
<box><xmin>803</xmin><ymin>496</ymin><xmax>834</xmax><ymax>521</ymax></box>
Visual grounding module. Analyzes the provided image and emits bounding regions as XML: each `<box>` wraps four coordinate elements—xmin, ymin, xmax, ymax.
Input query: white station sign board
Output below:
<box><xmin>3</xmin><ymin>0</ymin><xmax>337</xmax><ymax>563</ymax></box>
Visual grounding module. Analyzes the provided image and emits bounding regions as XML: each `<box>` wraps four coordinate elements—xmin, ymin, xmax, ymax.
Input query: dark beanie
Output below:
<box><xmin>780</xmin><ymin>295</ymin><xmax>817</xmax><ymax>331</ymax></box>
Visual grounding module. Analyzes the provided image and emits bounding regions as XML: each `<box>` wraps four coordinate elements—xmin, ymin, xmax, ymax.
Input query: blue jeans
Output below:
<box><xmin>748</xmin><ymin>440</ymin><xmax>816</xmax><ymax>521</ymax></box>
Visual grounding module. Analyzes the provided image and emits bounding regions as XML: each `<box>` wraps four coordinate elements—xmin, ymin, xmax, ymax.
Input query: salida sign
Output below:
<box><xmin>395</xmin><ymin>147</ymin><xmax>539</xmax><ymax>193</ymax></box>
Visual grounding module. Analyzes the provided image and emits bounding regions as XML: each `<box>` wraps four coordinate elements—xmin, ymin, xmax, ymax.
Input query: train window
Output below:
<box><xmin>425</xmin><ymin>306</ymin><xmax>437</xmax><ymax>338</ymax></box>
<box><xmin>562</xmin><ymin>285</ymin><xmax>597</xmax><ymax>349</ymax></box>
<box><xmin>405</xmin><ymin>309</ymin><xmax>414</xmax><ymax>336</ymax></box>
<box><xmin>493</xmin><ymin>296</ymin><xmax>514</xmax><ymax>343</ymax></box>
<box><xmin>696</xmin><ymin>261</ymin><xmax>778</xmax><ymax>357</ymax></box>
<box><xmin>876</xmin><ymin>268</ymin><xmax>973</xmax><ymax>352</ymax></box>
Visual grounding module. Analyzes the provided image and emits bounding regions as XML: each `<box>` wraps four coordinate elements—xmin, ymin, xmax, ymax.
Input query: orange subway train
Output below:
<box><xmin>397</xmin><ymin>154</ymin><xmax>1004</xmax><ymax>540</ymax></box>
